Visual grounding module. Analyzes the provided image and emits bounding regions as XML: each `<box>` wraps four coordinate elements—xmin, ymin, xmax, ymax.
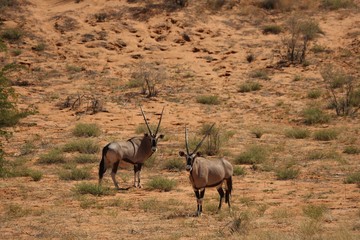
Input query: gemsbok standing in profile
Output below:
<box><xmin>99</xmin><ymin>106</ymin><xmax>164</xmax><ymax>189</ymax></box>
<box><xmin>179</xmin><ymin>124</ymin><xmax>233</xmax><ymax>216</ymax></box>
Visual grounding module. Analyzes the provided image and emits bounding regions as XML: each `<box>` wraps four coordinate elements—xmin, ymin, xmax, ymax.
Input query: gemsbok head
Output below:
<box><xmin>99</xmin><ymin>106</ymin><xmax>164</xmax><ymax>189</ymax></box>
<box><xmin>179</xmin><ymin>123</ymin><xmax>233</xmax><ymax>216</ymax></box>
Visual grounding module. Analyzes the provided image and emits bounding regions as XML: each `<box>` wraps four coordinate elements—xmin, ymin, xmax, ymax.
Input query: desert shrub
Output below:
<box><xmin>72</xmin><ymin>123</ymin><xmax>101</xmax><ymax>137</ymax></box>
<box><xmin>74</xmin><ymin>154</ymin><xmax>98</xmax><ymax>164</ymax></box>
<box><xmin>135</xmin><ymin>123</ymin><xmax>158</xmax><ymax>134</ymax></box>
<box><xmin>199</xmin><ymin>123</ymin><xmax>234</xmax><ymax>156</ymax></box>
<box><xmin>66</xmin><ymin>64</ymin><xmax>83</xmax><ymax>73</ymax></box>
<box><xmin>32</xmin><ymin>43</ymin><xmax>45</xmax><ymax>51</ymax></box>
<box><xmin>238</xmin><ymin>81</ymin><xmax>261</xmax><ymax>93</ymax></box>
<box><xmin>283</xmin><ymin>16</ymin><xmax>323</xmax><ymax>64</ymax></box>
<box><xmin>313</xmin><ymin>129</ymin><xmax>338</xmax><ymax>141</ymax></box>
<box><xmin>321</xmin><ymin>0</ymin><xmax>355</xmax><ymax>10</ymax></box>
<box><xmin>146</xmin><ymin>176</ymin><xmax>176</xmax><ymax>192</ymax></box>
<box><xmin>164</xmin><ymin>158</ymin><xmax>184</xmax><ymax>172</ymax></box>
<box><xmin>307</xmin><ymin>89</ymin><xmax>322</xmax><ymax>99</ymax></box>
<box><xmin>246</xmin><ymin>53</ymin><xmax>255</xmax><ymax>63</ymax></box>
<box><xmin>1</xmin><ymin>28</ymin><xmax>22</xmax><ymax>42</ymax></box>
<box><xmin>285</xmin><ymin>127</ymin><xmax>310</xmax><ymax>139</ymax></box>
<box><xmin>250</xmin><ymin>127</ymin><xmax>265</xmax><ymax>138</ymax></box>
<box><xmin>59</xmin><ymin>167</ymin><xmax>91</xmax><ymax>181</ymax></box>
<box><xmin>63</xmin><ymin>139</ymin><xmax>99</xmax><ymax>154</ymax></box>
<box><xmin>74</xmin><ymin>182</ymin><xmax>115</xmax><ymax>196</ymax></box>
<box><xmin>235</xmin><ymin>145</ymin><xmax>267</xmax><ymax>165</ymax></box>
<box><xmin>307</xmin><ymin>151</ymin><xmax>328</xmax><ymax>160</ymax></box>
<box><xmin>343</xmin><ymin>146</ymin><xmax>360</xmax><ymax>154</ymax></box>
<box><xmin>311</xmin><ymin>44</ymin><xmax>329</xmax><ymax>53</ymax></box>
<box><xmin>129</xmin><ymin>61</ymin><xmax>166</xmax><ymax>97</ymax></box>
<box><xmin>38</xmin><ymin>149</ymin><xmax>65</xmax><ymax>164</ymax></box>
<box><xmin>344</xmin><ymin>172</ymin><xmax>360</xmax><ymax>184</ymax></box>
<box><xmin>249</xmin><ymin>69</ymin><xmax>270</xmax><ymax>80</ymax></box>
<box><xmin>196</xmin><ymin>95</ymin><xmax>220</xmax><ymax>105</ymax></box>
<box><xmin>233</xmin><ymin>166</ymin><xmax>246</xmax><ymax>176</ymax></box>
<box><xmin>302</xmin><ymin>107</ymin><xmax>330</xmax><ymax>125</ymax></box>
<box><xmin>303</xmin><ymin>204</ymin><xmax>327</xmax><ymax>220</ymax></box>
<box><xmin>321</xmin><ymin>66</ymin><xmax>360</xmax><ymax>116</ymax></box>
<box><xmin>276</xmin><ymin>167</ymin><xmax>299</xmax><ymax>180</ymax></box>
<box><xmin>262</xmin><ymin>24</ymin><xmax>282</xmax><ymax>34</ymax></box>
<box><xmin>29</xmin><ymin>170</ymin><xmax>43</xmax><ymax>181</ymax></box>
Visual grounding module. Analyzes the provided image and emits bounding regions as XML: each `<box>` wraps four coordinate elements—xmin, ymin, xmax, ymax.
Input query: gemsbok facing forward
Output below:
<box><xmin>99</xmin><ymin>107</ymin><xmax>164</xmax><ymax>189</ymax></box>
<box><xmin>179</xmin><ymin>124</ymin><xmax>233</xmax><ymax>216</ymax></box>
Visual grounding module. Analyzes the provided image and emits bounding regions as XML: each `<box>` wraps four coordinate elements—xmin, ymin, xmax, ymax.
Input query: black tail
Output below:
<box><xmin>99</xmin><ymin>144</ymin><xmax>110</xmax><ymax>182</ymax></box>
<box><xmin>225</xmin><ymin>176</ymin><xmax>232</xmax><ymax>204</ymax></box>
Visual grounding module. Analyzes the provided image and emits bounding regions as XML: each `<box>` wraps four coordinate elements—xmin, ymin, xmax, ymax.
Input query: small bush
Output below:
<box><xmin>307</xmin><ymin>89</ymin><xmax>322</xmax><ymax>99</ymax></box>
<box><xmin>32</xmin><ymin>43</ymin><xmax>45</xmax><ymax>51</ymax></box>
<box><xmin>199</xmin><ymin>123</ymin><xmax>234</xmax><ymax>156</ymax></box>
<box><xmin>63</xmin><ymin>139</ymin><xmax>99</xmax><ymax>154</ymax></box>
<box><xmin>285</xmin><ymin>127</ymin><xmax>310</xmax><ymax>139</ymax></box>
<box><xmin>164</xmin><ymin>158</ymin><xmax>184</xmax><ymax>172</ymax></box>
<box><xmin>11</xmin><ymin>49</ymin><xmax>22</xmax><ymax>56</ymax></box>
<box><xmin>233</xmin><ymin>166</ymin><xmax>246</xmax><ymax>176</ymax></box>
<box><xmin>1</xmin><ymin>28</ymin><xmax>22</xmax><ymax>42</ymax></box>
<box><xmin>303</xmin><ymin>204</ymin><xmax>327</xmax><ymax>220</ymax></box>
<box><xmin>59</xmin><ymin>167</ymin><xmax>91</xmax><ymax>181</ymax></box>
<box><xmin>276</xmin><ymin>167</ymin><xmax>299</xmax><ymax>180</ymax></box>
<box><xmin>343</xmin><ymin>146</ymin><xmax>360</xmax><ymax>154</ymax></box>
<box><xmin>73</xmin><ymin>123</ymin><xmax>101</xmax><ymax>137</ymax></box>
<box><xmin>74</xmin><ymin>154</ymin><xmax>98</xmax><ymax>163</ymax></box>
<box><xmin>66</xmin><ymin>64</ymin><xmax>83</xmax><ymax>73</ymax></box>
<box><xmin>302</xmin><ymin>107</ymin><xmax>330</xmax><ymax>125</ymax></box>
<box><xmin>235</xmin><ymin>145</ymin><xmax>267</xmax><ymax>165</ymax></box>
<box><xmin>249</xmin><ymin>69</ymin><xmax>270</xmax><ymax>80</ymax></box>
<box><xmin>321</xmin><ymin>0</ymin><xmax>355</xmax><ymax>10</ymax></box>
<box><xmin>251</xmin><ymin>127</ymin><xmax>265</xmax><ymax>138</ymax></box>
<box><xmin>196</xmin><ymin>95</ymin><xmax>220</xmax><ymax>105</ymax></box>
<box><xmin>262</xmin><ymin>25</ymin><xmax>282</xmax><ymax>34</ymax></box>
<box><xmin>246</xmin><ymin>53</ymin><xmax>255</xmax><ymax>63</ymax></box>
<box><xmin>74</xmin><ymin>182</ymin><xmax>115</xmax><ymax>196</ymax></box>
<box><xmin>238</xmin><ymin>81</ymin><xmax>261</xmax><ymax>93</ymax></box>
<box><xmin>38</xmin><ymin>149</ymin><xmax>65</xmax><ymax>164</ymax></box>
<box><xmin>313</xmin><ymin>129</ymin><xmax>338</xmax><ymax>141</ymax></box>
<box><xmin>146</xmin><ymin>176</ymin><xmax>176</xmax><ymax>192</ymax></box>
<box><xmin>307</xmin><ymin>151</ymin><xmax>328</xmax><ymax>160</ymax></box>
<box><xmin>29</xmin><ymin>170</ymin><xmax>43</xmax><ymax>181</ymax></box>
<box><xmin>344</xmin><ymin>172</ymin><xmax>360</xmax><ymax>184</ymax></box>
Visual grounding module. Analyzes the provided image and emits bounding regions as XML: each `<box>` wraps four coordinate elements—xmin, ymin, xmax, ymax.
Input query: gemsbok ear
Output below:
<box><xmin>144</xmin><ymin>133</ymin><xmax>149</xmax><ymax>137</ymax></box>
<box><xmin>179</xmin><ymin>151</ymin><xmax>185</xmax><ymax>157</ymax></box>
<box><xmin>196</xmin><ymin>152</ymin><xmax>202</xmax><ymax>157</ymax></box>
<box><xmin>159</xmin><ymin>134</ymin><xmax>165</xmax><ymax>139</ymax></box>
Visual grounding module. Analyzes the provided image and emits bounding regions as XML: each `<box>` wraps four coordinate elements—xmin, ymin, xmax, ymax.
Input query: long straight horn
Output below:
<box><xmin>155</xmin><ymin>106</ymin><xmax>165</xmax><ymax>136</ymax></box>
<box><xmin>140</xmin><ymin>106</ymin><xmax>153</xmax><ymax>136</ymax></box>
<box><xmin>192</xmin><ymin>123</ymin><xmax>215</xmax><ymax>154</ymax></box>
<box><xmin>185</xmin><ymin>125</ymin><xmax>190</xmax><ymax>155</ymax></box>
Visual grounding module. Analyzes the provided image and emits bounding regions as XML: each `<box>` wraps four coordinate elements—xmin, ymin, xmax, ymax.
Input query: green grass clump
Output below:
<box><xmin>303</xmin><ymin>204</ymin><xmax>328</xmax><ymax>220</ymax></box>
<box><xmin>238</xmin><ymin>81</ymin><xmax>261</xmax><ymax>93</ymax></box>
<box><xmin>313</xmin><ymin>129</ymin><xmax>338</xmax><ymax>141</ymax></box>
<box><xmin>38</xmin><ymin>149</ymin><xmax>65</xmax><ymax>164</ymax></box>
<box><xmin>1</xmin><ymin>28</ymin><xmax>22</xmax><ymax>42</ymax></box>
<box><xmin>249</xmin><ymin>69</ymin><xmax>270</xmax><ymax>80</ymax></box>
<box><xmin>235</xmin><ymin>145</ymin><xmax>267</xmax><ymax>165</ymax></box>
<box><xmin>28</xmin><ymin>170</ymin><xmax>43</xmax><ymax>181</ymax></box>
<box><xmin>307</xmin><ymin>89</ymin><xmax>322</xmax><ymax>99</ymax></box>
<box><xmin>321</xmin><ymin>0</ymin><xmax>355</xmax><ymax>10</ymax></box>
<box><xmin>196</xmin><ymin>95</ymin><xmax>220</xmax><ymax>105</ymax></box>
<box><xmin>262</xmin><ymin>25</ymin><xmax>282</xmax><ymax>34</ymax></box>
<box><xmin>302</xmin><ymin>107</ymin><xmax>330</xmax><ymax>125</ymax></box>
<box><xmin>146</xmin><ymin>176</ymin><xmax>176</xmax><ymax>192</ymax></box>
<box><xmin>285</xmin><ymin>127</ymin><xmax>310</xmax><ymax>139</ymax></box>
<box><xmin>163</xmin><ymin>158</ymin><xmax>184</xmax><ymax>172</ymax></box>
<box><xmin>233</xmin><ymin>166</ymin><xmax>246</xmax><ymax>176</ymax></box>
<box><xmin>344</xmin><ymin>172</ymin><xmax>360</xmax><ymax>184</ymax></box>
<box><xmin>72</xmin><ymin>123</ymin><xmax>101</xmax><ymax>137</ymax></box>
<box><xmin>74</xmin><ymin>182</ymin><xmax>115</xmax><ymax>196</ymax></box>
<box><xmin>343</xmin><ymin>146</ymin><xmax>360</xmax><ymax>154</ymax></box>
<box><xmin>63</xmin><ymin>139</ymin><xmax>99</xmax><ymax>154</ymax></box>
<box><xmin>59</xmin><ymin>167</ymin><xmax>91</xmax><ymax>181</ymax></box>
<box><xmin>32</xmin><ymin>43</ymin><xmax>45</xmax><ymax>51</ymax></box>
<box><xmin>276</xmin><ymin>167</ymin><xmax>300</xmax><ymax>180</ymax></box>
<box><xmin>74</xmin><ymin>154</ymin><xmax>98</xmax><ymax>164</ymax></box>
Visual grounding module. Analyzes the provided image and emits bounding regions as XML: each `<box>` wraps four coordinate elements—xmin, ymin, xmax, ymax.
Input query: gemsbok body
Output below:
<box><xmin>179</xmin><ymin>124</ymin><xmax>233</xmax><ymax>216</ymax></box>
<box><xmin>99</xmin><ymin>107</ymin><xmax>164</xmax><ymax>189</ymax></box>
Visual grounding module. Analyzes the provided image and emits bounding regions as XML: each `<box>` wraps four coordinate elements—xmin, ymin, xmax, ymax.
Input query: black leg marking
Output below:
<box><xmin>194</xmin><ymin>190</ymin><xmax>200</xmax><ymax>216</ymax></box>
<box><xmin>217</xmin><ymin>188</ymin><xmax>225</xmax><ymax>210</ymax></box>
<box><xmin>225</xmin><ymin>177</ymin><xmax>232</xmax><ymax>207</ymax></box>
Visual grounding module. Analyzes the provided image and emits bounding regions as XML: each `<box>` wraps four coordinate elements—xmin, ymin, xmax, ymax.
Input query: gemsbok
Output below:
<box><xmin>179</xmin><ymin>124</ymin><xmax>233</xmax><ymax>216</ymax></box>
<box><xmin>99</xmin><ymin>106</ymin><xmax>164</xmax><ymax>189</ymax></box>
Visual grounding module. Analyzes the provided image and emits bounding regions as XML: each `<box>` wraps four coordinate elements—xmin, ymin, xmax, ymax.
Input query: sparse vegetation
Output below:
<box><xmin>343</xmin><ymin>146</ymin><xmax>360</xmax><ymax>154</ymax></box>
<box><xmin>196</xmin><ymin>95</ymin><xmax>220</xmax><ymax>105</ymax></box>
<box><xmin>262</xmin><ymin>24</ymin><xmax>282</xmax><ymax>34</ymax></box>
<box><xmin>146</xmin><ymin>176</ymin><xmax>176</xmax><ymax>192</ymax></box>
<box><xmin>344</xmin><ymin>172</ymin><xmax>360</xmax><ymax>184</ymax></box>
<box><xmin>63</xmin><ymin>139</ymin><xmax>99</xmax><ymax>154</ymax></box>
<box><xmin>59</xmin><ymin>167</ymin><xmax>91</xmax><ymax>181</ymax></box>
<box><xmin>72</xmin><ymin>123</ymin><xmax>101</xmax><ymax>137</ymax></box>
<box><xmin>233</xmin><ymin>166</ymin><xmax>246</xmax><ymax>176</ymax></box>
<box><xmin>38</xmin><ymin>149</ymin><xmax>66</xmax><ymax>164</ymax></box>
<box><xmin>74</xmin><ymin>182</ymin><xmax>115</xmax><ymax>196</ymax></box>
<box><xmin>74</xmin><ymin>154</ymin><xmax>98</xmax><ymax>164</ymax></box>
<box><xmin>249</xmin><ymin>69</ymin><xmax>270</xmax><ymax>80</ymax></box>
<box><xmin>238</xmin><ymin>81</ymin><xmax>261</xmax><ymax>93</ymax></box>
<box><xmin>307</xmin><ymin>89</ymin><xmax>322</xmax><ymax>99</ymax></box>
<box><xmin>313</xmin><ymin>129</ymin><xmax>338</xmax><ymax>141</ymax></box>
<box><xmin>303</xmin><ymin>204</ymin><xmax>327</xmax><ymax>220</ymax></box>
<box><xmin>163</xmin><ymin>158</ymin><xmax>184</xmax><ymax>172</ymax></box>
<box><xmin>285</xmin><ymin>127</ymin><xmax>310</xmax><ymax>139</ymax></box>
<box><xmin>302</xmin><ymin>107</ymin><xmax>330</xmax><ymax>125</ymax></box>
<box><xmin>321</xmin><ymin>0</ymin><xmax>355</xmax><ymax>10</ymax></box>
<box><xmin>276</xmin><ymin>167</ymin><xmax>300</xmax><ymax>180</ymax></box>
<box><xmin>235</xmin><ymin>145</ymin><xmax>267</xmax><ymax>165</ymax></box>
<box><xmin>251</xmin><ymin>127</ymin><xmax>265</xmax><ymax>138</ymax></box>
<box><xmin>199</xmin><ymin>123</ymin><xmax>234</xmax><ymax>156</ymax></box>
<box><xmin>32</xmin><ymin>43</ymin><xmax>45</xmax><ymax>51</ymax></box>
<box><xmin>1</xmin><ymin>28</ymin><xmax>22</xmax><ymax>42</ymax></box>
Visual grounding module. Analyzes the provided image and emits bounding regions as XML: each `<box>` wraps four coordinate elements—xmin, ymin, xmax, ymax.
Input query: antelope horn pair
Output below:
<box><xmin>140</xmin><ymin>106</ymin><xmax>164</xmax><ymax>137</ymax></box>
<box><xmin>185</xmin><ymin>123</ymin><xmax>215</xmax><ymax>155</ymax></box>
